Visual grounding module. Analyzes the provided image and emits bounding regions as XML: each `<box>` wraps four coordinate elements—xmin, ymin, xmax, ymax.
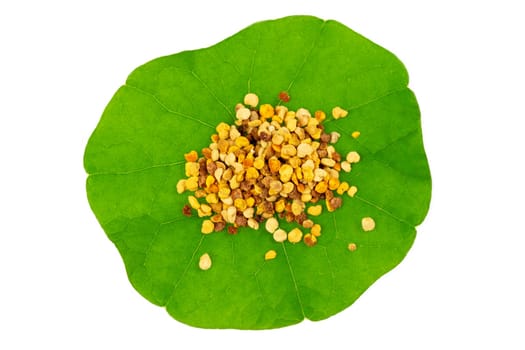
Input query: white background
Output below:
<box><xmin>1</xmin><ymin>0</ymin><xmax>524</xmax><ymax>349</ymax></box>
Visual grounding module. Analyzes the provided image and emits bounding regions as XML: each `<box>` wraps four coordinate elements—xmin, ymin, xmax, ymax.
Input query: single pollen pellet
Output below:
<box><xmin>278</xmin><ymin>91</ymin><xmax>290</xmax><ymax>102</ymax></box>
<box><xmin>247</xmin><ymin>218</ymin><xmax>259</xmax><ymax>230</ymax></box>
<box><xmin>330</xmin><ymin>132</ymin><xmax>341</xmax><ymax>144</ymax></box>
<box><xmin>311</xmin><ymin>224</ymin><xmax>321</xmax><ymax>237</ymax></box>
<box><xmin>188</xmin><ymin>195</ymin><xmax>200</xmax><ymax>209</ymax></box>
<box><xmin>265</xmin><ymin>217</ymin><xmax>279</xmax><ymax>233</ymax></box>
<box><xmin>272</xmin><ymin>133</ymin><xmax>284</xmax><ymax>145</ymax></box>
<box><xmin>281</xmin><ymin>144</ymin><xmax>297</xmax><ymax>158</ymax></box>
<box><xmin>291</xmin><ymin>200</ymin><xmax>304</xmax><ymax>216</ymax></box>
<box><xmin>236</xmin><ymin>107</ymin><xmax>251</xmax><ymax>121</ymax></box>
<box><xmin>253</xmin><ymin>157</ymin><xmax>265</xmax><ymax>170</ymax></box>
<box><xmin>268</xmin><ymin>157</ymin><xmax>281</xmax><ymax>173</ymax></box>
<box><xmin>307</xmin><ymin>205</ymin><xmax>323</xmax><ymax>216</ymax></box>
<box><xmin>243</xmin><ymin>207</ymin><xmax>254</xmax><ymax>218</ymax></box>
<box><xmin>348</xmin><ymin>243</ymin><xmax>357</xmax><ymax>252</ymax></box>
<box><xmin>326</xmin><ymin>145</ymin><xmax>336</xmax><ymax>158</ymax></box>
<box><xmin>281</xmin><ymin>182</ymin><xmax>295</xmax><ymax>194</ymax></box>
<box><xmin>218</xmin><ymin>187</ymin><xmax>231</xmax><ymax>199</ymax></box>
<box><xmin>337</xmin><ymin>182</ymin><xmax>350</xmax><ymax>195</ymax></box>
<box><xmin>244</xmin><ymin>93</ymin><xmax>259</xmax><ymax>107</ymax></box>
<box><xmin>176</xmin><ymin>179</ymin><xmax>186</xmax><ymax>194</ymax></box>
<box><xmin>201</xmin><ymin>220</ymin><xmax>214</xmax><ymax>234</ymax></box>
<box><xmin>341</xmin><ymin>161</ymin><xmax>351</xmax><ymax>173</ymax></box>
<box><xmin>199</xmin><ymin>204</ymin><xmax>212</xmax><ymax>216</ymax></box>
<box><xmin>195</xmin><ymin>189</ymin><xmax>207</xmax><ymax>198</ymax></box>
<box><xmin>287</xmin><ymin>228</ymin><xmax>303</xmax><ymax>244</ymax></box>
<box><xmin>290</xmin><ymin>157</ymin><xmax>302</xmax><ymax>170</ymax></box>
<box><xmin>245</xmin><ymin>167</ymin><xmax>259</xmax><ymax>180</ymax></box>
<box><xmin>264</xmin><ymin>249</ymin><xmax>277</xmax><ymax>260</ymax></box>
<box><xmin>303</xmin><ymin>233</ymin><xmax>317</xmax><ymax>247</ymax></box>
<box><xmin>302</xmin><ymin>159</ymin><xmax>315</xmax><ymax>170</ymax></box>
<box><xmin>222</xmin><ymin>196</ymin><xmax>233</xmax><ymax>206</ymax></box>
<box><xmin>235</xmin><ymin>136</ymin><xmax>250</xmax><ymax>147</ymax></box>
<box><xmin>286</xmin><ymin>118</ymin><xmax>297</xmax><ymax>131</ymax></box>
<box><xmin>205</xmin><ymin>193</ymin><xmax>218</xmax><ymax>204</ymax></box>
<box><xmin>296</xmin><ymin>108</ymin><xmax>311</xmax><ymax>126</ymax></box>
<box><xmin>351</xmin><ymin>131</ymin><xmax>361</xmax><ymax>139</ymax></box>
<box><xmin>234</xmin><ymin>198</ymin><xmax>247</xmax><ymax>210</ymax></box>
<box><xmin>314</xmin><ymin>181</ymin><xmax>328</xmax><ymax>193</ymax></box>
<box><xmin>232</xmin><ymin>163</ymin><xmax>244</xmax><ymax>175</ymax></box>
<box><xmin>199</xmin><ymin>253</ymin><xmax>212</xmax><ymax>270</ymax></box>
<box><xmin>211</xmin><ymin>149</ymin><xmax>219</xmax><ymax>161</ymax></box>
<box><xmin>297</xmin><ymin>142</ymin><xmax>313</xmax><ymax>158</ymax></box>
<box><xmin>302</xmin><ymin>219</ymin><xmax>314</xmax><ymax>229</ymax></box>
<box><xmin>185</xmin><ymin>177</ymin><xmax>198</xmax><ymax>191</ymax></box>
<box><xmin>274</xmin><ymin>199</ymin><xmax>286</xmax><ymax>213</ymax></box>
<box><xmin>328</xmin><ymin>177</ymin><xmax>340</xmax><ymax>191</ymax></box>
<box><xmin>314</xmin><ymin>110</ymin><xmax>326</xmax><ymax>122</ymax></box>
<box><xmin>259</xmin><ymin>104</ymin><xmax>275</xmax><ymax>118</ymax></box>
<box><xmin>229</xmin><ymin>126</ymin><xmax>241</xmax><ymax>140</ymax></box>
<box><xmin>346</xmin><ymin>151</ymin><xmax>360</xmax><ymax>163</ymax></box>
<box><xmin>279</xmin><ymin>164</ymin><xmax>294</xmax><ymax>182</ymax></box>
<box><xmin>205</xmin><ymin>175</ymin><xmax>215</xmax><ymax>187</ymax></box>
<box><xmin>321</xmin><ymin>158</ymin><xmax>336</xmax><ymax>167</ymax></box>
<box><xmin>275</xmin><ymin>105</ymin><xmax>287</xmax><ymax>119</ymax></box>
<box><xmin>332</xmin><ymin>106</ymin><xmax>348</xmax><ymax>119</ymax></box>
<box><xmin>273</xmin><ymin>229</ymin><xmax>287</xmax><ymax>242</ymax></box>
<box><xmin>248</xmin><ymin>119</ymin><xmax>262</xmax><ymax>127</ymax></box>
<box><xmin>185</xmin><ymin>162</ymin><xmax>200</xmax><ymax>177</ymax></box>
<box><xmin>242</xmin><ymin>155</ymin><xmax>254</xmax><ymax>168</ymax></box>
<box><xmin>184</xmin><ymin>150</ymin><xmax>198</xmax><ymax>162</ymax></box>
<box><xmin>347</xmin><ymin>186</ymin><xmax>358</xmax><ymax>197</ymax></box>
<box><xmin>313</xmin><ymin>168</ymin><xmax>327</xmax><ymax>182</ymax></box>
<box><xmin>269</xmin><ymin>180</ymin><xmax>283</xmax><ymax>195</ymax></box>
<box><xmin>216</xmin><ymin>122</ymin><xmax>230</xmax><ymax>139</ymax></box>
<box><xmin>226</xmin><ymin>206</ymin><xmax>237</xmax><ymax>223</ymax></box>
<box><xmin>303</xmin><ymin>169</ymin><xmax>314</xmax><ymax>182</ymax></box>
<box><xmin>361</xmin><ymin>217</ymin><xmax>376</xmax><ymax>231</ymax></box>
<box><xmin>224</xmin><ymin>152</ymin><xmax>236</xmax><ymax>166</ymax></box>
<box><xmin>300</xmin><ymin>193</ymin><xmax>312</xmax><ymax>203</ymax></box>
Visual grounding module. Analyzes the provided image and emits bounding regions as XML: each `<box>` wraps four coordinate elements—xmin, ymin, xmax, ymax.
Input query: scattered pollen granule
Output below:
<box><xmin>348</xmin><ymin>243</ymin><xmax>357</xmax><ymax>252</ymax></box>
<box><xmin>361</xmin><ymin>217</ymin><xmax>376</xmax><ymax>232</ymax></box>
<box><xmin>265</xmin><ymin>249</ymin><xmax>277</xmax><ymax>260</ymax></box>
<box><xmin>199</xmin><ymin>253</ymin><xmax>212</xmax><ymax>270</ymax></box>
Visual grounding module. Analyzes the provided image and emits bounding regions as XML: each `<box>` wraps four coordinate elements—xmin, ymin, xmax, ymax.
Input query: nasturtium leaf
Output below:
<box><xmin>84</xmin><ymin>15</ymin><xmax>431</xmax><ymax>329</ymax></box>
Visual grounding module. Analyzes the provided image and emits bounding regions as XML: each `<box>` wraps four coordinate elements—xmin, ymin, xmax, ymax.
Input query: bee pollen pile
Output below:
<box><xmin>177</xmin><ymin>92</ymin><xmax>363</xmax><ymax>251</ymax></box>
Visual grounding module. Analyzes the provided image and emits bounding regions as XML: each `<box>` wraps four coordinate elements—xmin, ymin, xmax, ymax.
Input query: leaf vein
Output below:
<box><xmin>286</xmin><ymin>20</ymin><xmax>327</xmax><ymax>92</ymax></box>
<box><xmin>247</xmin><ymin>32</ymin><xmax>260</xmax><ymax>92</ymax></box>
<box><xmin>324</xmin><ymin>87</ymin><xmax>409</xmax><ymax>125</ymax></box>
<box><xmin>370</xmin><ymin>128</ymin><xmax>419</xmax><ymax>156</ymax></box>
<box><xmin>333</xmin><ymin>126</ymin><xmax>425</xmax><ymax>180</ymax></box>
<box><xmin>321</xmin><ymin>246</ymin><xmax>337</xmax><ymax>300</ymax></box>
<box><xmin>190</xmin><ymin>70</ymin><xmax>234</xmax><ymax>118</ymax></box>
<box><xmin>88</xmin><ymin>161</ymin><xmax>184</xmax><ymax>176</ymax></box>
<box><xmin>354</xmin><ymin>195</ymin><xmax>413</xmax><ymax>226</ymax></box>
<box><xmin>166</xmin><ymin>235</ymin><xmax>206</xmax><ymax>306</ymax></box>
<box><xmin>124</xmin><ymin>84</ymin><xmax>216</xmax><ymax>129</ymax></box>
<box><xmin>147</xmin><ymin>168</ymin><xmax>172</xmax><ymax>216</ymax></box>
<box><xmin>137</xmin><ymin>225</ymin><xmax>161</xmax><ymax>275</ymax></box>
<box><xmin>281</xmin><ymin>243</ymin><xmax>306</xmax><ymax>319</ymax></box>
<box><xmin>160</xmin><ymin>216</ymin><xmax>187</xmax><ymax>226</ymax></box>
<box><xmin>332</xmin><ymin>212</ymin><xmax>341</xmax><ymax>240</ymax></box>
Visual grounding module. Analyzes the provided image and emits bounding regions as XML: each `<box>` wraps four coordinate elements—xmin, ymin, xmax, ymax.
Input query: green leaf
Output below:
<box><xmin>84</xmin><ymin>15</ymin><xmax>431</xmax><ymax>329</ymax></box>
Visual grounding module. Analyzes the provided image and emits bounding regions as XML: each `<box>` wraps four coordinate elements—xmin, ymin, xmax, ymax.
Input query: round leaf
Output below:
<box><xmin>84</xmin><ymin>15</ymin><xmax>431</xmax><ymax>329</ymax></box>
